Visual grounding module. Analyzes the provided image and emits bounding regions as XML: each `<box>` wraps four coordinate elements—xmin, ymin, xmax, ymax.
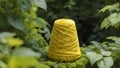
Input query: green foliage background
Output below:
<box><xmin>0</xmin><ymin>0</ymin><xmax>120</xmax><ymax>68</ymax></box>
<box><xmin>38</xmin><ymin>0</ymin><xmax>120</xmax><ymax>44</ymax></box>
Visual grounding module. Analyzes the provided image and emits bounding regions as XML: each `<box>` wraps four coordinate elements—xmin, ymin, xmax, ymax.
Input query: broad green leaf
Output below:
<box><xmin>8</xmin><ymin>56</ymin><xmax>40</xmax><ymax>68</ymax></box>
<box><xmin>100</xmin><ymin>16</ymin><xmax>110</xmax><ymax>29</ymax></box>
<box><xmin>90</xmin><ymin>41</ymin><xmax>104</xmax><ymax>51</ymax></box>
<box><xmin>97</xmin><ymin>57</ymin><xmax>113</xmax><ymax>68</ymax></box>
<box><xmin>7</xmin><ymin>38</ymin><xmax>24</xmax><ymax>47</ymax></box>
<box><xmin>109</xmin><ymin>13</ymin><xmax>120</xmax><ymax>25</ymax></box>
<box><xmin>12</xmin><ymin>47</ymin><xmax>41</xmax><ymax>57</ymax></box>
<box><xmin>101</xmin><ymin>51</ymin><xmax>111</xmax><ymax>56</ymax></box>
<box><xmin>31</xmin><ymin>0</ymin><xmax>47</xmax><ymax>10</ymax></box>
<box><xmin>7</xmin><ymin>15</ymin><xmax>24</xmax><ymax>31</ymax></box>
<box><xmin>0</xmin><ymin>32</ymin><xmax>16</xmax><ymax>44</ymax></box>
<box><xmin>106</xmin><ymin>36</ymin><xmax>120</xmax><ymax>44</ymax></box>
<box><xmin>0</xmin><ymin>32</ymin><xmax>15</xmax><ymax>38</ymax></box>
<box><xmin>114</xmin><ymin>22</ymin><xmax>120</xmax><ymax>29</ymax></box>
<box><xmin>0</xmin><ymin>60</ymin><xmax>7</xmax><ymax>68</ymax></box>
<box><xmin>99</xmin><ymin>3</ymin><xmax>119</xmax><ymax>13</ymax></box>
<box><xmin>16</xmin><ymin>0</ymin><xmax>31</xmax><ymax>12</ymax></box>
<box><xmin>86</xmin><ymin>52</ymin><xmax>103</xmax><ymax>65</ymax></box>
<box><xmin>108</xmin><ymin>43</ymin><xmax>120</xmax><ymax>48</ymax></box>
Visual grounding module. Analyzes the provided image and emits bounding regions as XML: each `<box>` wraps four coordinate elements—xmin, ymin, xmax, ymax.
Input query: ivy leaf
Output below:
<box><xmin>97</xmin><ymin>57</ymin><xmax>114</xmax><ymax>68</ymax></box>
<box><xmin>0</xmin><ymin>32</ymin><xmax>16</xmax><ymax>44</ymax></box>
<box><xmin>8</xmin><ymin>56</ymin><xmax>40</xmax><ymax>68</ymax></box>
<box><xmin>31</xmin><ymin>0</ymin><xmax>47</xmax><ymax>10</ymax></box>
<box><xmin>7</xmin><ymin>15</ymin><xmax>24</xmax><ymax>31</ymax></box>
<box><xmin>0</xmin><ymin>60</ymin><xmax>7</xmax><ymax>68</ymax></box>
<box><xmin>100</xmin><ymin>16</ymin><xmax>110</xmax><ymax>29</ymax></box>
<box><xmin>0</xmin><ymin>32</ymin><xmax>15</xmax><ymax>38</ymax></box>
<box><xmin>106</xmin><ymin>36</ymin><xmax>120</xmax><ymax>44</ymax></box>
<box><xmin>86</xmin><ymin>52</ymin><xmax>103</xmax><ymax>65</ymax></box>
<box><xmin>109</xmin><ymin>13</ymin><xmax>120</xmax><ymax>26</ymax></box>
<box><xmin>90</xmin><ymin>41</ymin><xmax>104</xmax><ymax>51</ymax></box>
<box><xmin>12</xmin><ymin>47</ymin><xmax>41</xmax><ymax>57</ymax></box>
<box><xmin>99</xmin><ymin>3</ymin><xmax>119</xmax><ymax>13</ymax></box>
<box><xmin>16</xmin><ymin>0</ymin><xmax>31</xmax><ymax>12</ymax></box>
<box><xmin>101</xmin><ymin>51</ymin><xmax>111</xmax><ymax>56</ymax></box>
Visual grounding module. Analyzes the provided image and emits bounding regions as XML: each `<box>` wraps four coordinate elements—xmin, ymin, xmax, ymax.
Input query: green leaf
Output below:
<box><xmin>106</xmin><ymin>36</ymin><xmax>120</xmax><ymax>44</ymax></box>
<box><xmin>109</xmin><ymin>13</ymin><xmax>120</xmax><ymax>26</ymax></box>
<box><xmin>86</xmin><ymin>52</ymin><xmax>103</xmax><ymax>65</ymax></box>
<box><xmin>7</xmin><ymin>15</ymin><xmax>24</xmax><ymax>31</ymax></box>
<box><xmin>16</xmin><ymin>0</ymin><xmax>31</xmax><ymax>12</ymax></box>
<box><xmin>101</xmin><ymin>51</ymin><xmax>111</xmax><ymax>56</ymax></box>
<box><xmin>100</xmin><ymin>16</ymin><xmax>110</xmax><ymax>29</ymax></box>
<box><xmin>12</xmin><ymin>47</ymin><xmax>41</xmax><ymax>57</ymax></box>
<box><xmin>0</xmin><ymin>32</ymin><xmax>16</xmax><ymax>43</ymax></box>
<box><xmin>97</xmin><ymin>57</ymin><xmax>113</xmax><ymax>68</ymax></box>
<box><xmin>0</xmin><ymin>60</ymin><xmax>7</xmax><ymax>68</ymax></box>
<box><xmin>9</xmin><ymin>56</ymin><xmax>40</xmax><ymax>68</ymax></box>
<box><xmin>90</xmin><ymin>41</ymin><xmax>104</xmax><ymax>51</ymax></box>
<box><xmin>31</xmin><ymin>0</ymin><xmax>47</xmax><ymax>10</ymax></box>
<box><xmin>0</xmin><ymin>32</ymin><xmax>15</xmax><ymax>38</ymax></box>
<box><xmin>99</xmin><ymin>3</ymin><xmax>119</xmax><ymax>13</ymax></box>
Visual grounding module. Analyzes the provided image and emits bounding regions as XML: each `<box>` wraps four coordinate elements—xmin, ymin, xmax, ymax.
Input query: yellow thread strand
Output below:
<box><xmin>48</xmin><ymin>19</ymin><xmax>81</xmax><ymax>62</ymax></box>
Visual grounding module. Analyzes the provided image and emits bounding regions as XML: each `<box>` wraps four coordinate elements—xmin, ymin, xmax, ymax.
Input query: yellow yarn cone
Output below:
<box><xmin>48</xmin><ymin>19</ymin><xmax>81</xmax><ymax>62</ymax></box>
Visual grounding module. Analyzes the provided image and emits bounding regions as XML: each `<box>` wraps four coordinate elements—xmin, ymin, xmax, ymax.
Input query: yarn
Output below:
<box><xmin>48</xmin><ymin>19</ymin><xmax>81</xmax><ymax>61</ymax></box>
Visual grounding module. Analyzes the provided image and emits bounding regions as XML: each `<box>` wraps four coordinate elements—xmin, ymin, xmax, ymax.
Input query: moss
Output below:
<box><xmin>37</xmin><ymin>63</ymin><xmax>50</xmax><ymax>68</ymax></box>
<box><xmin>41</xmin><ymin>47</ymin><xmax>89</xmax><ymax>68</ymax></box>
<box><xmin>43</xmin><ymin>61</ymin><xmax>57</xmax><ymax>67</ymax></box>
<box><xmin>57</xmin><ymin>63</ymin><xmax>67</xmax><ymax>68</ymax></box>
<box><xmin>66</xmin><ymin>63</ymin><xmax>77</xmax><ymax>68</ymax></box>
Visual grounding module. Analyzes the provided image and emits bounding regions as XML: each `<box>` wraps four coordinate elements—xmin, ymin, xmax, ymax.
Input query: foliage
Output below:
<box><xmin>86</xmin><ymin>41</ymin><xmax>114</xmax><ymax>68</ymax></box>
<box><xmin>38</xmin><ymin>0</ymin><xmax>112</xmax><ymax>43</ymax></box>
<box><xmin>0</xmin><ymin>32</ymin><xmax>40</xmax><ymax>68</ymax></box>
<box><xmin>0</xmin><ymin>0</ymin><xmax>120</xmax><ymax>68</ymax></box>
<box><xmin>0</xmin><ymin>0</ymin><xmax>50</xmax><ymax>68</ymax></box>
<box><xmin>85</xmin><ymin>2</ymin><xmax>120</xmax><ymax>68</ymax></box>
<box><xmin>100</xmin><ymin>3</ymin><xmax>120</xmax><ymax>29</ymax></box>
<box><xmin>0</xmin><ymin>0</ymin><xmax>50</xmax><ymax>54</ymax></box>
<box><xmin>0</xmin><ymin>33</ymin><xmax>89</xmax><ymax>68</ymax></box>
<box><xmin>42</xmin><ymin>47</ymin><xmax>89</xmax><ymax>68</ymax></box>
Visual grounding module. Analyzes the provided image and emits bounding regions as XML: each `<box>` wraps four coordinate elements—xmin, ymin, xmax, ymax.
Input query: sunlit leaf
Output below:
<box><xmin>101</xmin><ymin>51</ymin><xmax>111</xmax><ymax>56</ymax></box>
<box><xmin>109</xmin><ymin>13</ymin><xmax>120</xmax><ymax>26</ymax></box>
<box><xmin>0</xmin><ymin>60</ymin><xmax>7</xmax><ymax>68</ymax></box>
<box><xmin>99</xmin><ymin>3</ymin><xmax>119</xmax><ymax>13</ymax></box>
<box><xmin>8</xmin><ymin>56</ymin><xmax>40</xmax><ymax>68</ymax></box>
<box><xmin>106</xmin><ymin>36</ymin><xmax>120</xmax><ymax>44</ymax></box>
<box><xmin>86</xmin><ymin>52</ymin><xmax>103</xmax><ymax>65</ymax></box>
<box><xmin>100</xmin><ymin>16</ymin><xmax>110</xmax><ymax>29</ymax></box>
<box><xmin>12</xmin><ymin>47</ymin><xmax>41</xmax><ymax>57</ymax></box>
<box><xmin>7</xmin><ymin>38</ymin><xmax>24</xmax><ymax>47</ymax></box>
<box><xmin>97</xmin><ymin>57</ymin><xmax>113</xmax><ymax>68</ymax></box>
<box><xmin>90</xmin><ymin>41</ymin><xmax>104</xmax><ymax>51</ymax></box>
<box><xmin>31</xmin><ymin>0</ymin><xmax>47</xmax><ymax>10</ymax></box>
<box><xmin>0</xmin><ymin>32</ymin><xmax>16</xmax><ymax>44</ymax></box>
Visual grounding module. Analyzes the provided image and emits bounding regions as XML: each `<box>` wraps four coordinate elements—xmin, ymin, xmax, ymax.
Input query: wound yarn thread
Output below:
<box><xmin>48</xmin><ymin>19</ymin><xmax>81</xmax><ymax>61</ymax></box>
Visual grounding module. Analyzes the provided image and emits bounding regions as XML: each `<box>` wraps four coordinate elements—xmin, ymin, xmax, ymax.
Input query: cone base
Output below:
<box><xmin>48</xmin><ymin>54</ymin><xmax>80</xmax><ymax>62</ymax></box>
